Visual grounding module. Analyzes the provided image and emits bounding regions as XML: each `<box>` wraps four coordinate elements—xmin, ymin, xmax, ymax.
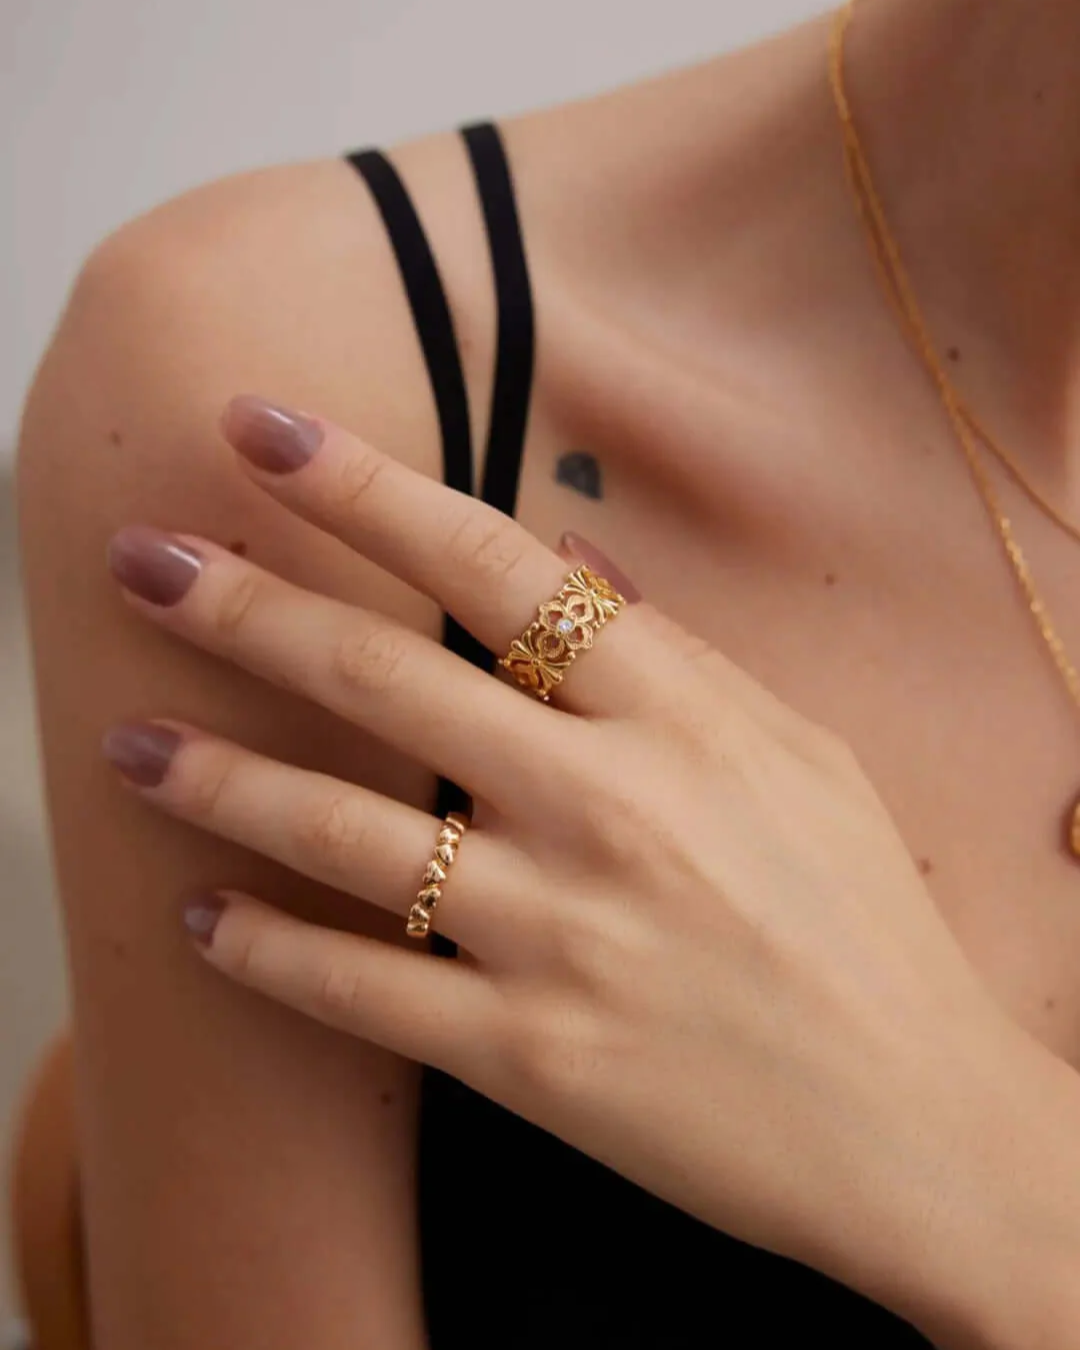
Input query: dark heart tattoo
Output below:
<box><xmin>555</xmin><ymin>450</ymin><xmax>603</xmax><ymax>500</ymax></box>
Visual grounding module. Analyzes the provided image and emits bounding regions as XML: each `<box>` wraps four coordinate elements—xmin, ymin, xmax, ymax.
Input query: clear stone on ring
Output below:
<box><xmin>556</xmin><ymin>617</ymin><xmax>574</xmax><ymax>635</ymax></box>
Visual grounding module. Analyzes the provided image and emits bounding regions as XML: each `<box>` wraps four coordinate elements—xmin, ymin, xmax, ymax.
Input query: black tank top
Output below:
<box><xmin>345</xmin><ymin>122</ymin><xmax>934</xmax><ymax>1349</ymax></box>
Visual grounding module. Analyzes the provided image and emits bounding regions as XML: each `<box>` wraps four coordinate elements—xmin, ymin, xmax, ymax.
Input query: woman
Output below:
<box><xmin>16</xmin><ymin>0</ymin><xmax>1080</xmax><ymax>1344</ymax></box>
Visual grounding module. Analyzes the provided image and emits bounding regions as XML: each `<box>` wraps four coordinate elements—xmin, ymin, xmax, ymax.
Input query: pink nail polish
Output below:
<box><xmin>222</xmin><ymin>396</ymin><xmax>324</xmax><ymax>473</ymax></box>
<box><xmin>108</xmin><ymin>527</ymin><xmax>202</xmax><ymax>606</ymax></box>
<box><xmin>102</xmin><ymin>722</ymin><xmax>182</xmax><ymax>787</ymax></box>
<box><xmin>559</xmin><ymin>533</ymin><xmax>641</xmax><ymax>603</ymax></box>
<box><xmin>183</xmin><ymin>892</ymin><xmax>227</xmax><ymax>947</ymax></box>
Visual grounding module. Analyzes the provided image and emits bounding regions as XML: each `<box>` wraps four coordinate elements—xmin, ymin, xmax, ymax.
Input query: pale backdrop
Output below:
<box><xmin>0</xmin><ymin>0</ymin><xmax>823</xmax><ymax>1331</ymax></box>
<box><xmin>2</xmin><ymin>0</ymin><xmax>826</xmax><ymax>450</ymax></box>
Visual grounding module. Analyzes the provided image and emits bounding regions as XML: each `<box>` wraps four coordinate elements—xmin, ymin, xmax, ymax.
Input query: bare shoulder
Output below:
<box><xmin>16</xmin><ymin>30</ymin><xmax>790</xmax><ymax>567</ymax></box>
<box><xmin>16</xmin><ymin>35</ymin><xmax>762</xmax><ymax>501</ymax></box>
<box><xmin>16</xmin><ymin>132</ymin><xmax>531</xmax><ymax>656</ymax></box>
<box><xmin>22</xmin><ymin>146</ymin><xmax>469</xmax><ymax>498</ymax></box>
<box><xmin>11</xmin><ymin>94</ymin><xmax>563</xmax><ymax>557</ymax></box>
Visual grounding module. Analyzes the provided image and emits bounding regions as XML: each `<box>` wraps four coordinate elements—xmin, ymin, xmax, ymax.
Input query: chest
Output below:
<box><xmin>514</xmin><ymin>374</ymin><xmax>1080</xmax><ymax>1065</ymax></box>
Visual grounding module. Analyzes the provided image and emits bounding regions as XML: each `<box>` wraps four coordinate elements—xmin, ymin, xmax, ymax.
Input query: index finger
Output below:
<box><xmin>220</xmin><ymin>399</ymin><xmax>661</xmax><ymax>712</ymax></box>
<box><xmin>220</xmin><ymin>396</ymin><xmax>653</xmax><ymax>718</ymax></box>
<box><xmin>221</xmin><ymin>396</ymin><xmax>653</xmax><ymax>714</ymax></box>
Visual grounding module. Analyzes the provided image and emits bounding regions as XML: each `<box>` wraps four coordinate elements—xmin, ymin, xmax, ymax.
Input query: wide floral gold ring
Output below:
<box><xmin>499</xmin><ymin>564</ymin><xmax>626</xmax><ymax>702</ymax></box>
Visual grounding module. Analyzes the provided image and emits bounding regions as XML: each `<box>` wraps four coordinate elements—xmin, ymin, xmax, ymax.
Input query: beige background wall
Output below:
<box><xmin>1</xmin><ymin>0</ymin><xmax>821</xmax><ymax>1333</ymax></box>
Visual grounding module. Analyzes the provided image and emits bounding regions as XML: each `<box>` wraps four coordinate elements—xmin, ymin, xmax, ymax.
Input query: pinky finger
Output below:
<box><xmin>186</xmin><ymin>890</ymin><xmax>497</xmax><ymax>1076</ymax></box>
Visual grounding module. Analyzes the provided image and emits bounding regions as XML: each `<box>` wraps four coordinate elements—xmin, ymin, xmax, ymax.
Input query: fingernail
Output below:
<box><xmin>102</xmin><ymin>721</ymin><xmax>182</xmax><ymax>788</ymax></box>
<box><xmin>559</xmin><ymin>533</ymin><xmax>642</xmax><ymax>604</ymax></box>
<box><xmin>183</xmin><ymin>892</ymin><xmax>227</xmax><ymax>947</ymax></box>
<box><xmin>108</xmin><ymin>526</ymin><xmax>202</xmax><ymax>606</ymax></box>
<box><xmin>221</xmin><ymin>395</ymin><xmax>324</xmax><ymax>473</ymax></box>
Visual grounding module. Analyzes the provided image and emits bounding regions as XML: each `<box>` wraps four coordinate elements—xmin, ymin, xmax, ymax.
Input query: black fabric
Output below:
<box><xmin>346</xmin><ymin>147</ymin><xmax>475</xmax><ymax>500</ymax></box>
<box><xmin>344</xmin><ymin>121</ymin><xmax>933</xmax><ymax>1349</ymax></box>
<box><xmin>461</xmin><ymin>120</ymin><xmax>536</xmax><ymax>519</ymax></box>
<box><xmin>345</xmin><ymin>146</ymin><xmax>482</xmax><ymax>828</ymax></box>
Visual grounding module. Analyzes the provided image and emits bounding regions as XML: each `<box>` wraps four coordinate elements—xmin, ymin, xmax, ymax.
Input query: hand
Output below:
<box><xmin>102</xmin><ymin>396</ymin><xmax>1032</xmax><ymax>1338</ymax></box>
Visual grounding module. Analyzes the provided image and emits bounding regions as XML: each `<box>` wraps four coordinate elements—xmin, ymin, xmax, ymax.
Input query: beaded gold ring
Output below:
<box><xmin>405</xmin><ymin>810</ymin><xmax>470</xmax><ymax>939</ymax></box>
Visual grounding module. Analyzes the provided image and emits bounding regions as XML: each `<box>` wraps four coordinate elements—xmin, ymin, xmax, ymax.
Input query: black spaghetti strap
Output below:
<box><xmin>344</xmin><ymin>128</ymin><xmax>534</xmax><ymax>598</ymax></box>
<box><xmin>345</xmin><ymin>149</ymin><xmax>474</xmax><ymax>500</ymax></box>
<box><xmin>461</xmin><ymin>121</ymin><xmax>536</xmax><ymax>519</ymax></box>
<box><xmin>344</xmin><ymin>147</ymin><xmax>484</xmax><ymax>834</ymax></box>
<box><xmin>344</xmin><ymin>127</ymin><xmax>535</xmax><ymax>856</ymax></box>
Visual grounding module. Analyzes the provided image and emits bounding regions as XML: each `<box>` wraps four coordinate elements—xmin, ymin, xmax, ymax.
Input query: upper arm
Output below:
<box><xmin>16</xmin><ymin>156</ymin><xmax>456</xmax><ymax>1349</ymax></box>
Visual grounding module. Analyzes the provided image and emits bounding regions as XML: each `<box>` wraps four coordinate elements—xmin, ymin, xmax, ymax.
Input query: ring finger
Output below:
<box><xmin>102</xmin><ymin>720</ymin><xmax>528</xmax><ymax>953</ymax></box>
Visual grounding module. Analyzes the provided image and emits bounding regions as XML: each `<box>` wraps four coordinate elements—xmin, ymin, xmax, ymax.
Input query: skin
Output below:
<box><xmin>14</xmin><ymin>0</ymin><xmax>1080</xmax><ymax>1345</ymax></box>
<box><xmin>102</xmin><ymin>403</ymin><xmax>1080</xmax><ymax>1350</ymax></box>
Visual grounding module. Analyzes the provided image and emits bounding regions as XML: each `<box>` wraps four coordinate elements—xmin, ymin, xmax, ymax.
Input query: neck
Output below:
<box><xmin>845</xmin><ymin>0</ymin><xmax>1080</xmax><ymax>477</ymax></box>
<box><xmin>583</xmin><ymin>0</ymin><xmax>1080</xmax><ymax>485</ymax></box>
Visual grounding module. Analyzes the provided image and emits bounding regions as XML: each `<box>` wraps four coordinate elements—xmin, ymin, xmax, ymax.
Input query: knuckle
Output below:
<box><xmin>667</xmin><ymin>707</ymin><xmax>746</xmax><ymax>770</ymax></box>
<box><xmin>228</xmin><ymin>927</ymin><xmax>263</xmax><ymax>988</ymax></box>
<box><xmin>562</xmin><ymin>740</ymin><xmax>681</xmax><ymax>862</ymax></box>
<box><xmin>676</xmin><ymin>627</ymin><xmax>719</xmax><ymax>672</ymax></box>
<box><xmin>183</xmin><ymin>750</ymin><xmax>243</xmax><ymax>824</ymax></box>
<box><xmin>295</xmin><ymin>794</ymin><xmax>363</xmax><ymax>874</ymax></box>
<box><xmin>446</xmin><ymin>508</ymin><xmax>527</xmax><ymax>586</ymax></box>
<box><xmin>795</xmin><ymin>719</ymin><xmax>861</xmax><ymax>775</ymax></box>
<box><xmin>500</xmin><ymin>998</ymin><xmax>593</xmax><ymax>1098</ymax></box>
<box><xmin>211</xmin><ymin>571</ymin><xmax>264</xmax><ymax>643</ymax></box>
<box><xmin>497</xmin><ymin>909</ymin><xmax>642</xmax><ymax>1100</ymax></box>
<box><xmin>317</xmin><ymin>960</ymin><xmax>368</xmax><ymax>1022</ymax></box>
<box><xmin>643</xmin><ymin>611</ymin><xmax>721</xmax><ymax>683</ymax></box>
<box><xmin>580</xmin><ymin>786</ymin><xmax>655</xmax><ymax>866</ymax></box>
<box><xmin>330</xmin><ymin>446</ymin><xmax>388</xmax><ymax>514</ymax></box>
<box><xmin>330</xmin><ymin>621</ymin><xmax>409</xmax><ymax>698</ymax></box>
<box><xmin>544</xmin><ymin>903</ymin><xmax>633</xmax><ymax>999</ymax></box>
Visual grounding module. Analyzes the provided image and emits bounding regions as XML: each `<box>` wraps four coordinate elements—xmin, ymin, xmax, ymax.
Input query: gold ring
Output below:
<box><xmin>499</xmin><ymin>564</ymin><xmax>626</xmax><ymax>702</ymax></box>
<box><xmin>406</xmin><ymin>810</ymin><xmax>470</xmax><ymax>939</ymax></box>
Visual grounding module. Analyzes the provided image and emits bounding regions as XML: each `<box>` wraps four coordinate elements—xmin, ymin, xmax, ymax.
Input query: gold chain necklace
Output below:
<box><xmin>829</xmin><ymin>0</ymin><xmax>1080</xmax><ymax>857</ymax></box>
